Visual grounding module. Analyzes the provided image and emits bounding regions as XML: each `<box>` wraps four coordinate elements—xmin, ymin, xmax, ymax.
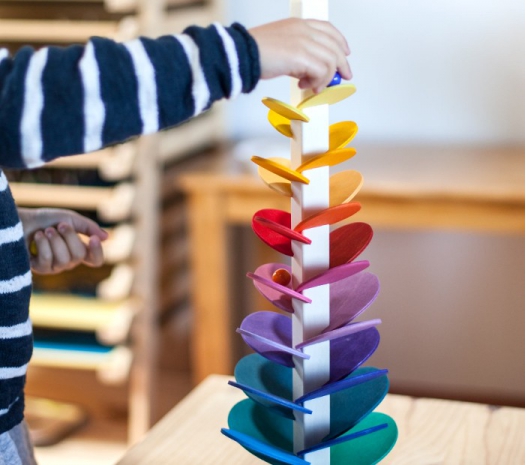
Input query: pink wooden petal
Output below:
<box><xmin>296</xmin><ymin>260</ymin><xmax>369</xmax><ymax>292</ymax></box>
<box><xmin>327</xmin><ymin>271</ymin><xmax>380</xmax><ymax>331</ymax></box>
<box><xmin>250</xmin><ymin>264</ymin><xmax>295</xmax><ymax>313</ymax></box>
<box><xmin>247</xmin><ymin>272</ymin><xmax>311</xmax><ymax>303</ymax></box>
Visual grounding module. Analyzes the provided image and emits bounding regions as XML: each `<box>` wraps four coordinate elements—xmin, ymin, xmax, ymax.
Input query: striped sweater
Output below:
<box><xmin>0</xmin><ymin>22</ymin><xmax>260</xmax><ymax>433</ymax></box>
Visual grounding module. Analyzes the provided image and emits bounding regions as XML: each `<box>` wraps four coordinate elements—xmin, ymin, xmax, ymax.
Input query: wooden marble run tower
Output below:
<box><xmin>222</xmin><ymin>1</ymin><xmax>398</xmax><ymax>463</ymax></box>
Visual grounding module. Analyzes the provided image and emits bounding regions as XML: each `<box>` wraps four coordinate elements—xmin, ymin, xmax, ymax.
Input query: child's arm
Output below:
<box><xmin>0</xmin><ymin>19</ymin><xmax>350</xmax><ymax>169</ymax></box>
<box><xmin>17</xmin><ymin>207</ymin><xmax>108</xmax><ymax>274</ymax></box>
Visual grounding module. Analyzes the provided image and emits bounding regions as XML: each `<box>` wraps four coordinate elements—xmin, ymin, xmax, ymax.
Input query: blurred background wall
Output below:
<box><xmin>224</xmin><ymin>0</ymin><xmax>524</xmax><ymax>144</ymax></box>
<box><xmin>223</xmin><ymin>0</ymin><xmax>525</xmax><ymax>405</ymax></box>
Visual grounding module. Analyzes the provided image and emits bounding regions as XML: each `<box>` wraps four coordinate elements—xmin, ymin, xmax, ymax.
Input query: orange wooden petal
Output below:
<box><xmin>329</xmin><ymin>170</ymin><xmax>363</xmax><ymax>206</ymax></box>
<box><xmin>329</xmin><ymin>121</ymin><xmax>358</xmax><ymax>150</ymax></box>
<box><xmin>294</xmin><ymin>202</ymin><xmax>361</xmax><ymax>232</ymax></box>
<box><xmin>252</xmin><ymin>156</ymin><xmax>309</xmax><ymax>184</ymax></box>
<box><xmin>296</xmin><ymin>148</ymin><xmax>356</xmax><ymax>173</ymax></box>
<box><xmin>258</xmin><ymin>158</ymin><xmax>293</xmax><ymax>196</ymax></box>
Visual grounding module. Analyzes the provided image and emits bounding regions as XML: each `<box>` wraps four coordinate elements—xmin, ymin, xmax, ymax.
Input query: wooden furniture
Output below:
<box><xmin>2</xmin><ymin>0</ymin><xmax>223</xmax><ymax>443</ymax></box>
<box><xmin>116</xmin><ymin>374</ymin><xmax>525</xmax><ymax>464</ymax></box>
<box><xmin>177</xmin><ymin>145</ymin><xmax>525</xmax><ymax>384</ymax></box>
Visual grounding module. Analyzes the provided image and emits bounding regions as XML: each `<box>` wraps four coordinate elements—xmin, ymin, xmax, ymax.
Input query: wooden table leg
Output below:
<box><xmin>187</xmin><ymin>191</ymin><xmax>232</xmax><ymax>383</ymax></box>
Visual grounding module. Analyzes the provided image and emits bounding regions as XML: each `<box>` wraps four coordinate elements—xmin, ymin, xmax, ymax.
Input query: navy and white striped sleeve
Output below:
<box><xmin>0</xmin><ymin>22</ymin><xmax>260</xmax><ymax>169</ymax></box>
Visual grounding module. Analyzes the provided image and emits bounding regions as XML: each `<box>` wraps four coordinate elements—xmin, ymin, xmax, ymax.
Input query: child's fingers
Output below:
<box><xmin>69</xmin><ymin>214</ymin><xmax>108</xmax><ymax>241</ymax></box>
<box><xmin>45</xmin><ymin>227</ymin><xmax>73</xmax><ymax>271</ymax></box>
<box><xmin>298</xmin><ymin>41</ymin><xmax>341</xmax><ymax>92</ymax></box>
<box><xmin>84</xmin><ymin>236</ymin><xmax>105</xmax><ymax>268</ymax></box>
<box><xmin>304</xmin><ymin>24</ymin><xmax>352</xmax><ymax>85</ymax></box>
<box><xmin>307</xmin><ymin>20</ymin><xmax>351</xmax><ymax>56</ymax></box>
<box><xmin>57</xmin><ymin>223</ymin><xmax>88</xmax><ymax>264</ymax></box>
<box><xmin>30</xmin><ymin>231</ymin><xmax>53</xmax><ymax>273</ymax></box>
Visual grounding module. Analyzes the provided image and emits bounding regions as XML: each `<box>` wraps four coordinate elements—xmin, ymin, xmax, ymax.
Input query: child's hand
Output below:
<box><xmin>17</xmin><ymin>208</ymin><xmax>108</xmax><ymax>274</ymax></box>
<box><xmin>249</xmin><ymin>18</ymin><xmax>352</xmax><ymax>93</ymax></box>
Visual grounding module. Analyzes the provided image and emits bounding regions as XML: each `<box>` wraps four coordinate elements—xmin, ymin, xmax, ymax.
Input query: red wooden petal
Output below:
<box><xmin>252</xmin><ymin>209</ymin><xmax>293</xmax><ymax>256</ymax></box>
<box><xmin>254</xmin><ymin>216</ymin><xmax>311</xmax><ymax>245</ymax></box>
<box><xmin>330</xmin><ymin>223</ymin><xmax>373</xmax><ymax>268</ymax></box>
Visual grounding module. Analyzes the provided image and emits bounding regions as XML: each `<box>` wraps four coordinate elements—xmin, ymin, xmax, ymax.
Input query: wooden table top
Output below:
<box><xmin>117</xmin><ymin>375</ymin><xmax>525</xmax><ymax>465</ymax></box>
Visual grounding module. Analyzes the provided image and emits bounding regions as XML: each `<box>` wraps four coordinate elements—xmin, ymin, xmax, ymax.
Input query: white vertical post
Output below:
<box><xmin>290</xmin><ymin>1</ymin><xmax>331</xmax><ymax>463</ymax></box>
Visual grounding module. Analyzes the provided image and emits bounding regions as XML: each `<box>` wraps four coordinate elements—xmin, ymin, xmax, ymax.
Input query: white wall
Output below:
<box><xmin>224</xmin><ymin>0</ymin><xmax>525</xmax><ymax>144</ymax></box>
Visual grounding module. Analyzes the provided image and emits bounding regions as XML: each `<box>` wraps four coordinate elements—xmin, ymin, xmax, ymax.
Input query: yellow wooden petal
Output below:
<box><xmin>268</xmin><ymin>110</ymin><xmax>293</xmax><ymax>138</ymax></box>
<box><xmin>329</xmin><ymin>121</ymin><xmax>358</xmax><ymax>150</ymax></box>
<box><xmin>262</xmin><ymin>97</ymin><xmax>309</xmax><ymax>122</ymax></box>
<box><xmin>297</xmin><ymin>84</ymin><xmax>357</xmax><ymax>109</ymax></box>
<box><xmin>329</xmin><ymin>170</ymin><xmax>363</xmax><ymax>207</ymax></box>
<box><xmin>251</xmin><ymin>156</ymin><xmax>310</xmax><ymax>184</ymax></box>
<box><xmin>258</xmin><ymin>157</ymin><xmax>293</xmax><ymax>196</ymax></box>
<box><xmin>296</xmin><ymin>148</ymin><xmax>357</xmax><ymax>173</ymax></box>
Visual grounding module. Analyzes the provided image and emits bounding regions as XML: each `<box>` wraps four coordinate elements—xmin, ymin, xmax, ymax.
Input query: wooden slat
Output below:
<box><xmin>30</xmin><ymin>293</ymin><xmax>137</xmax><ymax>344</ymax></box>
<box><xmin>103</xmin><ymin>224</ymin><xmax>136</xmax><ymax>264</ymax></box>
<box><xmin>0</xmin><ymin>0</ymin><xmax>102</xmax><ymax>2</ymax></box>
<box><xmin>97</xmin><ymin>263</ymin><xmax>134</xmax><ymax>301</ymax></box>
<box><xmin>47</xmin><ymin>112</ymin><xmax>220</xmax><ymax>181</ymax></box>
<box><xmin>10</xmin><ymin>183</ymin><xmax>112</xmax><ymax>209</ymax></box>
<box><xmin>105</xmin><ymin>0</ymin><xmax>204</xmax><ymax>13</ymax></box>
<box><xmin>158</xmin><ymin>110</ymin><xmax>222</xmax><ymax>164</ymax></box>
<box><xmin>47</xmin><ymin>144</ymin><xmax>136</xmax><ymax>182</ymax></box>
<box><xmin>31</xmin><ymin>345</ymin><xmax>132</xmax><ymax>385</ymax></box>
<box><xmin>30</xmin><ymin>293</ymin><xmax>123</xmax><ymax>331</ymax></box>
<box><xmin>9</xmin><ymin>182</ymin><xmax>135</xmax><ymax>222</ymax></box>
<box><xmin>162</xmin><ymin>7</ymin><xmax>214</xmax><ymax>33</ymax></box>
<box><xmin>0</xmin><ymin>19</ymin><xmax>119</xmax><ymax>42</ymax></box>
<box><xmin>31</xmin><ymin>348</ymin><xmax>111</xmax><ymax>371</ymax></box>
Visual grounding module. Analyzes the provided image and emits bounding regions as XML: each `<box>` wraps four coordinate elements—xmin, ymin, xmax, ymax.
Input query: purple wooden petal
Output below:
<box><xmin>254</xmin><ymin>216</ymin><xmax>311</xmax><ymax>244</ymax></box>
<box><xmin>237</xmin><ymin>328</ymin><xmax>308</xmax><ymax>367</ymax></box>
<box><xmin>238</xmin><ymin>312</ymin><xmax>300</xmax><ymax>367</ymax></box>
<box><xmin>327</xmin><ymin>271</ymin><xmax>380</xmax><ymax>331</ymax></box>
<box><xmin>238</xmin><ymin>312</ymin><xmax>308</xmax><ymax>367</ymax></box>
<box><xmin>296</xmin><ymin>319</ymin><xmax>381</xmax><ymax>349</ymax></box>
<box><xmin>329</xmin><ymin>327</ymin><xmax>381</xmax><ymax>382</ymax></box>
<box><xmin>296</xmin><ymin>260</ymin><xmax>369</xmax><ymax>292</ymax></box>
<box><xmin>247</xmin><ymin>272</ymin><xmax>311</xmax><ymax>303</ymax></box>
<box><xmin>241</xmin><ymin>312</ymin><xmax>291</xmax><ymax>345</ymax></box>
<box><xmin>238</xmin><ymin>311</ymin><xmax>380</xmax><ymax>380</ymax></box>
